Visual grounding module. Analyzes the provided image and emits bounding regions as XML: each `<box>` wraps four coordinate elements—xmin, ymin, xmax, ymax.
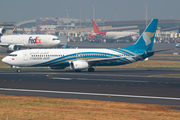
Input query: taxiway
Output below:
<box><xmin>0</xmin><ymin>68</ymin><xmax>180</xmax><ymax>106</ymax></box>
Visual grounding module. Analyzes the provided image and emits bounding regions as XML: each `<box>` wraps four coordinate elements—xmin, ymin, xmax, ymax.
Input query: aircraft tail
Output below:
<box><xmin>0</xmin><ymin>28</ymin><xmax>6</xmax><ymax>42</ymax></box>
<box><xmin>92</xmin><ymin>19</ymin><xmax>102</xmax><ymax>33</ymax></box>
<box><xmin>0</xmin><ymin>28</ymin><xmax>6</xmax><ymax>36</ymax></box>
<box><xmin>123</xmin><ymin>19</ymin><xmax>158</xmax><ymax>51</ymax></box>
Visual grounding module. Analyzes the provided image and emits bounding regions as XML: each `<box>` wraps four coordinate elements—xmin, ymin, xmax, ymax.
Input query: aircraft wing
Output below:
<box><xmin>0</xmin><ymin>43</ymin><xmax>9</xmax><ymax>46</ymax></box>
<box><xmin>0</xmin><ymin>43</ymin><xmax>24</xmax><ymax>47</ymax></box>
<box><xmin>86</xmin><ymin>56</ymin><xmax>136</xmax><ymax>65</ymax></box>
<box><xmin>147</xmin><ymin>48</ymin><xmax>175</xmax><ymax>54</ymax></box>
<box><xmin>146</xmin><ymin>44</ymin><xmax>179</xmax><ymax>54</ymax></box>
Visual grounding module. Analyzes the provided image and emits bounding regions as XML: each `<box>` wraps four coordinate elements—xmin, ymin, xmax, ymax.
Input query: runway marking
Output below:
<box><xmin>1</xmin><ymin>72</ymin><xmax>180</xmax><ymax>79</ymax></box>
<box><xmin>148</xmin><ymin>74</ymin><xmax>180</xmax><ymax>77</ymax></box>
<box><xmin>51</xmin><ymin>77</ymin><xmax>148</xmax><ymax>82</ymax></box>
<box><xmin>0</xmin><ymin>88</ymin><xmax>180</xmax><ymax>101</ymax></box>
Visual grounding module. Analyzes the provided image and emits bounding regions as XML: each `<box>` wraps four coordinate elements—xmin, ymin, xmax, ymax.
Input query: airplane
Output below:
<box><xmin>89</xmin><ymin>19</ymin><xmax>139</xmax><ymax>42</ymax></box>
<box><xmin>3</xmin><ymin>19</ymin><xmax>168</xmax><ymax>73</ymax></box>
<box><xmin>0</xmin><ymin>28</ymin><xmax>61</xmax><ymax>53</ymax></box>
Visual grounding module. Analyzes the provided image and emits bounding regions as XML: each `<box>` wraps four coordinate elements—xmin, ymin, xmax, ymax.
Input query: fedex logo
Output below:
<box><xmin>28</xmin><ymin>36</ymin><xmax>41</xmax><ymax>44</ymax></box>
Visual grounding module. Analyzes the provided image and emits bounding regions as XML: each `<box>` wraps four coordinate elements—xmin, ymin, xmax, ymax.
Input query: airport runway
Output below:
<box><xmin>0</xmin><ymin>68</ymin><xmax>180</xmax><ymax>106</ymax></box>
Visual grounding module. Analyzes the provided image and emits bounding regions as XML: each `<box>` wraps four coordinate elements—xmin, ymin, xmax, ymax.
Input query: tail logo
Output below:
<box><xmin>143</xmin><ymin>32</ymin><xmax>155</xmax><ymax>46</ymax></box>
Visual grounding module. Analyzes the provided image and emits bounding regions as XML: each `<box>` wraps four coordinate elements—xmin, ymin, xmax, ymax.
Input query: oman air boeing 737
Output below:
<box><xmin>3</xmin><ymin>19</ymin><xmax>169</xmax><ymax>73</ymax></box>
<box><xmin>0</xmin><ymin>28</ymin><xmax>61</xmax><ymax>53</ymax></box>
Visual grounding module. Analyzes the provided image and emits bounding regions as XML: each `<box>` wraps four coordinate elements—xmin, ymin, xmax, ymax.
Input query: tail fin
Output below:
<box><xmin>92</xmin><ymin>19</ymin><xmax>102</xmax><ymax>33</ymax></box>
<box><xmin>0</xmin><ymin>28</ymin><xmax>5</xmax><ymax>42</ymax></box>
<box><xmin>0</xmin><ymin>28</ymin><xmax>6</xmax><ymax>35</ymax></box>
<box><xmin>64</xmin><ymin>45</ymin><xmax>68</xmax><ymax>49</ymax></box>
<box><xmin>124</xmin><ymin>19</ymin><xmax>158</xmax><ymax>51</ymax></box>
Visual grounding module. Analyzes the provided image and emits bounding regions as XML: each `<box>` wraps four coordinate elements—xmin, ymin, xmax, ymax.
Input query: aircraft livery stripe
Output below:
<box><xmin>31</xmin><ymin>51</ymin><xmax>122</xmax><ymax>66</ymax></box>
<box><xmin>30</xmin><ymin>55</ymin><xmax>135</xmax><ymax>67</ymax></box>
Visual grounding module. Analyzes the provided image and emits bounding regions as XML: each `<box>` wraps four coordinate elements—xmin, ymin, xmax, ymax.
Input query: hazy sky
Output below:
<box><xmin>0</xmin><ymin>0</ymin><xmax>180</xmax><ymax>24</ymax></box>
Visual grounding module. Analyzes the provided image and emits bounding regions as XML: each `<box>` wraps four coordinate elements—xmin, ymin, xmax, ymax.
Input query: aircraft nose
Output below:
<box><xmin>2</xmin><ymin>57</ymin><xmax>11</xmax><ymax>65</ymax></box>
<box><xmin>2</xmin><ymin>57</ymin><xmax>8</xmax><ymax>64</ymax></box>
<box><xmin>55</xmin><ymin>40</ymin><xmax>61</xmax><ymax>45</ymax></box>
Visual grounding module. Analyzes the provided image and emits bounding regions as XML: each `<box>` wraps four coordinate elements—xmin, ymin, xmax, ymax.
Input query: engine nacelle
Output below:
<box><xmin>48</xmin><ymin>66</ymin><xmax>66</xmax><ymax>69</ymax></box>
<box><xmin>70</xmin><ymin>61</ymin><xmax>89</xmax><ymax>70</ymax></box>
<box><xmin>8</xmin><ymin>44</ymin><xmax>19</xmax><ymax>51</ymax></box>
<box><xmin>0</xmin><ymin>28</ymin><xmax>6</xmax><ymax>34</ymax></box>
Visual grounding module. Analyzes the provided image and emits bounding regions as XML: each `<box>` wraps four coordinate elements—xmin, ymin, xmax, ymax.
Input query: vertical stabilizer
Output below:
<box><xmin>0</xmin><ymin>28</ymin><xmax>6</xmax><ymax>42</ymax></box>
<box><xmin>92</xmin><ymin>19</ymin><xmax>102</xmax><ymax>33</ymax></box>
<box><xmin>124</xmin><ymin>19</ymin><xmax>158</xmax><ymax>51</ymax></box>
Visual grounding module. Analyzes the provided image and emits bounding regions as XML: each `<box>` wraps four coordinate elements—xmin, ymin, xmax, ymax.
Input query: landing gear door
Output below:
<box><xmin>23</xmin><ymin>52</ymin><xmax>28</xmax><ymax>61</ymax></box>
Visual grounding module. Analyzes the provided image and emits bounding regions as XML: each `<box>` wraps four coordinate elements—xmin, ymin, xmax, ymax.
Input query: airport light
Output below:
<box><xmin>145</xmin><ymin>4</ymin><xmax>148</xmax><ymax>27</ymax></box>
<box><xmin>92</xmin><ymin>5</ymin><xmax>96</xmax><ymax>20</ymax></box>
<box><xmin>66</xmin><ymin>7</ymin><xmax>69</xmax><ymax>32</ymax></box>
<box><xmin>79</xmin><ymin>8</ymin><xmax>82</xmax><ymax>28</ymax></box>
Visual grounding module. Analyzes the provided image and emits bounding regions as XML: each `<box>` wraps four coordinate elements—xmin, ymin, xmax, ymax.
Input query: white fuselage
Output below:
<box><xmin>2</xmin><ymin>48</ymin><xmax>140</xmax><ymax>68</ymax></box>
<box><xmin>0</xmin><ymin>34</ymin><xmax>60</xmax><ymax>48</ymax></box>
<box><xmin>104</xmin><ymin>31</ymin><xmax>138</xmax><ymax>39</ymax></box>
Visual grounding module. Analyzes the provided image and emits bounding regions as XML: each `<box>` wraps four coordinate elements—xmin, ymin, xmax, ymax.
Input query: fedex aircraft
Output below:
<box><xmin>3</xmin><ymin>19</ymin><xmax>163</xmax><ymax>73</ymax></box>
<box><xmin>89</xmin><ymin>19</ymin><xmax>138</xmax><ymax>41</ymax></box>
<box><xmin>0</xmin><ymin>29</ymin><xmax>61</xmax><ymax>52</ymax></box>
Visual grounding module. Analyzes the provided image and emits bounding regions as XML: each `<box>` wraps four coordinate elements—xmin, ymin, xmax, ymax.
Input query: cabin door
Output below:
<box><xmin>23</xmin><ymin>52</ymin><xmax>28</xmax><ymax>61</ymax></box>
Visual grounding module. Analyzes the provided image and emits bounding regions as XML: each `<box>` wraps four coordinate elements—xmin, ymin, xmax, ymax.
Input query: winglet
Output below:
<box><xmin>176</xmin><ymin>43</ymin><xmax>180</xmax><ymax>48</ymax></box>
<box><xmin>64</xmin><ymin>45</ymin><xmax>68</xmax><ymax>49</ymax></box>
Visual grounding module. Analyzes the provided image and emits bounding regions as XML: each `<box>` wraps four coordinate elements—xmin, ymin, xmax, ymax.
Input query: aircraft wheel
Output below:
<box><xmin>88</xmin><ymin>68</ymin><xmax>94</xmax><ymax>72</ymax></box>
<box><xmin>17</xmin><ymin>69</ymin><xmax>21</xmax><ymax>73</ymax></box>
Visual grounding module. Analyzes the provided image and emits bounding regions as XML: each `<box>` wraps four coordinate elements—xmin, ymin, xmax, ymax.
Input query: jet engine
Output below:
<box><xmin>8</xmin><ymin>44</ymin><xmax>19</xmax><ymax>51</ymax></box>
<box><xmin>0</xmin><ymin>28</ymin><xmax>6</xmax><ymax>34</ymax></box>
<box><xmin>70</xmin><ymin>61</ymin><xmax>89</xmax><ymax>70</ymax></box>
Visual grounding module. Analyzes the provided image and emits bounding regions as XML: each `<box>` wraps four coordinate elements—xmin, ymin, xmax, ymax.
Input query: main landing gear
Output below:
<box><xmin>16</xmin><ymin>69</ymin><xmax>21</xmax><ymax>73</ymax></box>
<box><xmin>88</xmin><ymin>68</ymin><xmax>94</xmax><ymax>72</ymax></box>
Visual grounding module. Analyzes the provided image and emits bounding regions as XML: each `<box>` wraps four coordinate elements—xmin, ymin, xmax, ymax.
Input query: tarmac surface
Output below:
<box><xmin>0</xmin><ymin>68</ymin><xmax>180</xmax><ymax>106</ymax></box>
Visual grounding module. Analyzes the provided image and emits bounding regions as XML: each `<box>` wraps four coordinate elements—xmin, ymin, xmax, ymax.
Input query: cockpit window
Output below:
<box><xmin>8</xmin><ymin>54</ymin><xmax>17</xmax><ymax>57</ymax></box>
<box><xmin>52</xmin><ymin>38</ymin><xmax>60</xmax><ymax>40</ymax></box>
